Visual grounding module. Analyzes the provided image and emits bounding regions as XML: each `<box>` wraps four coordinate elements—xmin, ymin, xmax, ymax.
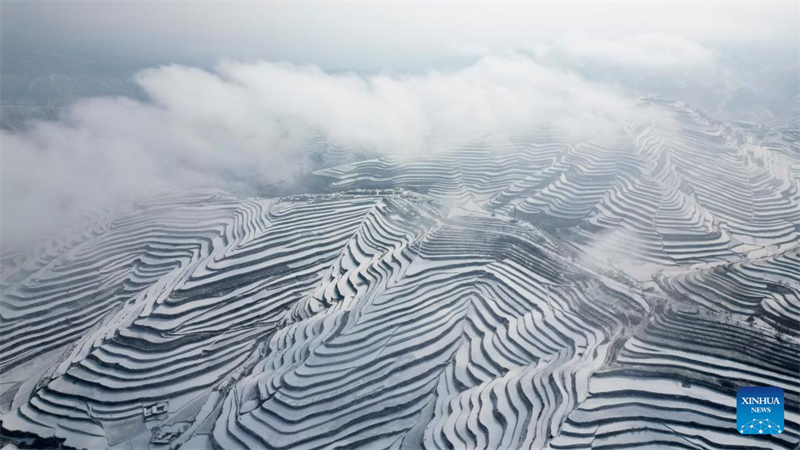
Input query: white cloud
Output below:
<box><xmin>535</xmin><ymin>34</ymin><xmax>716</xmax><ymax>69</ymax></box>
<box><xmin>2</xmin><ymin>54</ymin><xmax>638</xmax><ymax>250</ymax></box>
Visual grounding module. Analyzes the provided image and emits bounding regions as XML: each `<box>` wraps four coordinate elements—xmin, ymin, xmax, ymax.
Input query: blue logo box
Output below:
<box><xmin>737</xmin><ymin>386</ymin><xmax>784</xmax><ymax>435</ymax></box>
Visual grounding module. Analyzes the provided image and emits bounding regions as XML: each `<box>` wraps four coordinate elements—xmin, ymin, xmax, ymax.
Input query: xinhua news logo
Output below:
<box><xmin>737</xmin><ymin>386</ymin><xmax>784</xmax><ymax>435</ymax></box>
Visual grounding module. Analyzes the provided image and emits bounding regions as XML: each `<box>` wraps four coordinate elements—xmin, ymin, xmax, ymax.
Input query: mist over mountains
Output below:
<box><xmin>1</xmin><ymin>38</ymin><xmax>797</xmax><ymax>251</ymax></box>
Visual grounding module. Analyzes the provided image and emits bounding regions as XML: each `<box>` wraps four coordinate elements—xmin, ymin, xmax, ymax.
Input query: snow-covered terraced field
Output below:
<box><xmin>1</xmin><ymin>100</ymin><xmax>798</xmax><ymax>449</ymax></box>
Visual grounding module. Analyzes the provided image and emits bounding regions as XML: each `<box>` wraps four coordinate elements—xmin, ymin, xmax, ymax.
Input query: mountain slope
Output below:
<box><xmin>1</xmin><ymin>99</ymin><xmax>798</xmax><ymax>450</ymax></box>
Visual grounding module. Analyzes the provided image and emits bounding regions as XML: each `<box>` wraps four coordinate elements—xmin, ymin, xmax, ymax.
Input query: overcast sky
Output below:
<box><xmin>2</xmin><ymin>2</ymin><xmax>798</xmax><ymax>71</ymax></box>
